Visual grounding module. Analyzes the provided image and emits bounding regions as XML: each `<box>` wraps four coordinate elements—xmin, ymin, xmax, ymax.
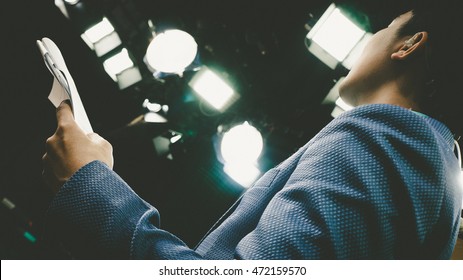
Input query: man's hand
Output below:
<box><xmin>43</xmin><ymin>101</ymin><xmax>113</xmax><ymax>194</ymax></box>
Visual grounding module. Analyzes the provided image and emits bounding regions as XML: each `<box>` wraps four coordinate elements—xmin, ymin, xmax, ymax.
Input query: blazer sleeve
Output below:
<box><xmin>234</xmin><ymin>106</ymin><xmax>462</xmax><ymax>259</ymax></box>
<box><xmin>44</xmin><ymin>105</ymin><xmax>461</xmax><ymax>259</ymax></box>
<box><xmin>45</xmin><ymin>160</ymin><xmax>203</xmax><ymax>259</ymax></box>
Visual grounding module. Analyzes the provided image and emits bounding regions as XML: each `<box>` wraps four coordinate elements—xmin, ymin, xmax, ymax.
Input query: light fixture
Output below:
<box><xmin>220</xmin><ymin>122</ymin><xmax>263</xmax><ymax>188</ymax></box>
<box><xmin>142</xmin><ymin>99</ymin><xmax>169</xmax><ymax>123</ymax></box>
<box><xmin>81</xmin><ymin>17</ymin><xmax>122</xmax><ymax>57</ymax></box>
<box><xmin>143</xmin><ymin>99</ymin><xmax>162</xmax><ymax>113</ymax></box>
<box><xmin>103</xmin><ymin>48</ymin><xmax>133</xmax><ymax>80</ymax></box>
<box><xmin>152</xmin><ymin>130</ymin><xmax>182</xmax><ymax>159</ymax></box>
<box><xmin>305</xmin><ymin>3</ymin><xmax>371</xmax><ymax>69</ymax></box>
<box><xmin>54</xmin><ymin>0</ymin><xmax>70</xmax><ymax>19</ymax></box>
<box><xmin>221</xmin><ymin>122</ymin><xmax>263</xmax><ymax>164</ymax></box>
<box><xmin>189</xmin><ymin>67</ymin><xmax>238</xmax><ymax>111</ymax></box>
<box><xmin>64</xmin><ymin>0</ymin><xmax>80</xmax><ymax>4</ymax></box>
<box><xmin>145</xmin><ymin>29</ymin><xmax>198</xmax><ymax>75</ymax></box>
<box><xmin>103</xmin><ymin>48</ymin><xmax>142</xmax><ymax>89</ymax></box>
<box><xmin>144</xmin><ymin>112</ymin><xmax>168</xmax><ymax>123</ymax></box>
<box><xmin>170</xmin><ymin>134</ymin><xmax>182</xmax><ymax>144</ymax></box>
<box><xmin>84</xmin><ymin>17</ymin><xmax>114</xmax><ymax>43</ymax></box>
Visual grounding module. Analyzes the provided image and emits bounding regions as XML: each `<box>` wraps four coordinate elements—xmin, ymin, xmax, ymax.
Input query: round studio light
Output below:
<box><xmin>220</xmin><ymin>122</ymin><xmax>263</xmax><ymax>164</ymax></box>
<box><xmin>145</xmin><ymin>29</ymin><xmax>198</xmax><ymax>74</ymax></box>
<box><xmin>64</xmin><ymin>0</ymin><xmax>80</xmax><ymax>4</ymax></box>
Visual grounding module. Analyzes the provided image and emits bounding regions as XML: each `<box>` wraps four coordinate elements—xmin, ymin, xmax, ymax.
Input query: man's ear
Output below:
<box><xmin>391</xmin><ymin>31</ymin><xmax>428</xmax><ymax>60</ymax></box>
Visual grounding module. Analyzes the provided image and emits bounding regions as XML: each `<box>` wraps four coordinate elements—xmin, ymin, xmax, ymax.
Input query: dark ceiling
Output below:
<box><xmin>0</xmin><ymin>0</ymin><xmax>439</xmax><ymax>258</ymax></box>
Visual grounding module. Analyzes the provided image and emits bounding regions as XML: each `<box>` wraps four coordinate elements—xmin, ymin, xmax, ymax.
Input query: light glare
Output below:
<box><xmin>170</xmin><ymin>135</ymin><xmax>182</xmax><ymax>144</ymax></box>
<box><xmin>143</xmin><ymin>99</ymin><xmax>162</xmax><ymax>112</ymax></box>
<box><xmin>189</xmin><ymin>68</ymin><xmax>235</xmax><ymax>110</ymax></box>
<box><xmin>146</xmin><ymin>29</ymin><xmax>198</xmax><ymax>74</ymax></box>
<box><xmin>311</xmin><ymin>8</ymin><xmax>365</xmax><ymax>61</ymax></box>
<box><xmin>55</xmin><ymin>0</ymin><xmax>70</xmax><ymax>18</ymax></box>
<box><xmin>144</xmin><ymin>112</ymin><xmax>167</xmax><ymax>123</ymax></box>
<box><xmin>306</xmin><ymin>3</ymin><xmax>367</xmax><ymax>68</ymax></box>
<box><xmin>221</xmin><ymin>122</ymin><xmax>263</xmax><ymax>164</ymax></box>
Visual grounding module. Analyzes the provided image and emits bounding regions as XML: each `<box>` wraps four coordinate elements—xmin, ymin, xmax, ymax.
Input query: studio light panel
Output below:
<box><xmin>306</xmin><ymin>3</ymin><xmax>370</xmax><ymax>70</ymax></box>
<box><xmin>81</xmin><ymin>17</ymin><xmax>122</xmax><ymax>57</ymax></box>
<box><xmin>189</xmin><ymin>67</ymin><xmax>238</xmax><ymax>111</ymax></box>
<box><xmin>103</xmin><ymin>48</ymin><xmax>134</xmax><ymax>81</ymax></box>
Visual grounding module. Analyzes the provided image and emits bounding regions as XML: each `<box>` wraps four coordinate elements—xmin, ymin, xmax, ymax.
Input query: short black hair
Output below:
<box><xmin>398</xmin><ymin>0</ymin><xmax>463</xmax><ymax>136</ymax></box>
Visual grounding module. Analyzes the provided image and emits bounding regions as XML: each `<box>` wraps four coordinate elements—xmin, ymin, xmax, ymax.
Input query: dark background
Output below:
<box><xmin>1</xmin><ymin>0</ymin><xmax>458</xmax><ymax>259</ymax></box>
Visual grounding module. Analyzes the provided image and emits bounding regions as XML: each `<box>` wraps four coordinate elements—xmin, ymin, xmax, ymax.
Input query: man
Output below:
<box><xmin>43</xmin><ymin>1</ymin><xmax>462</xmax><ymax>259</ymax></box>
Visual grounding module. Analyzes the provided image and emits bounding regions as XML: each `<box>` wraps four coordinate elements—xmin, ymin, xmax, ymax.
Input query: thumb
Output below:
<box><xmin>56</xmin><ymin>100</ymin><xmax>75</xmax><ymax>126</ymax></box>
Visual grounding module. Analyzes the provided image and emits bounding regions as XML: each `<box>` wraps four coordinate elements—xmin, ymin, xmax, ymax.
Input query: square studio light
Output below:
<box><xmin>102</xmin><ymin>48</ymin><xmax>142</xmax><ymax>89</ymax></box>
<box><xmin>84</xmin><ymin>17</ymin><xmax>114</xmax><ymax>43</ymax></box>
<box><xmin>189</xmin><ymin>67</ymin><xmax>238</xmax><ymax>111</ymax></box>
<box><xmin>306</xmin><ymin>3</ymin><xmax>370</xmax><ymax>69</ymax></box>
<box><xmin>103</xmin><ymin>48</ymin><xmax>134</xmax><ymax>81</ymax></box>
<box><xmin>81</xmin><ymin>17</ymin><xmax>122</xmax><ymax>57</ymax></box>
<box><xmin>116</xmin><ymin>66</ymin><xmax>142</xmax><ymax>90</ymax></box>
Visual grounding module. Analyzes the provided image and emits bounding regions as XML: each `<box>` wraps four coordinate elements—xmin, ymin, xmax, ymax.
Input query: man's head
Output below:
<box><xmin>339</xmin><ymin>0</ymin><xmax>463</xmax><ymax>135</ymax></box>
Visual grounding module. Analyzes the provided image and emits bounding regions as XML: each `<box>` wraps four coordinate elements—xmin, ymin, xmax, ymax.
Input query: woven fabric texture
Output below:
<box><xmin>45</xmin><ymin>104</ymin><xmax>462</xmax><ymax>259</ymax></box>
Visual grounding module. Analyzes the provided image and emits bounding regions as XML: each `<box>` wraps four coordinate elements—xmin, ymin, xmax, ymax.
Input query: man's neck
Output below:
<box><xmin>355</xmin><ymin>82</ymin><xmax>422</xmax><ymax>112</ymax></box>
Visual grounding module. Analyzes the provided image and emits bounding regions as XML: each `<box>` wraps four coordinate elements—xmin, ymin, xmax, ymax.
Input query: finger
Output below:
<box><xmin>56</xmin><ymin>100</ymin><xmax>75</xmax><ymax>127</ymax></box>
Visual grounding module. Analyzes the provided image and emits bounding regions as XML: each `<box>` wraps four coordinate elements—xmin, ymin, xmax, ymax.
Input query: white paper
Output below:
<box><xmin>38</xmin><ymin>37</ymin><xmax>93</xmax><ymax>133</ymax></box>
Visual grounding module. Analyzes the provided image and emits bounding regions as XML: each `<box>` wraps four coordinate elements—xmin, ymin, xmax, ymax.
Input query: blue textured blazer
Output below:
<box><xmin>45</xmin><ymin>104</ymin><xmax>462</xmax><ymax>259</ymax></box>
